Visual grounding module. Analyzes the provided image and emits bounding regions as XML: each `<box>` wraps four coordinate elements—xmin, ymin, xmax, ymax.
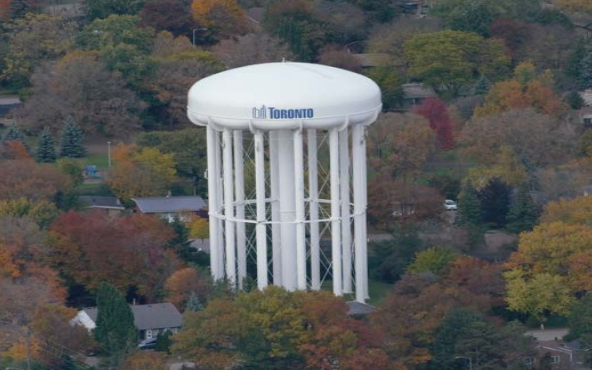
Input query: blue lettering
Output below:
<box><xmin>307</xmin><ymin>109</ymin><xmax>314</xmax><ymax>118</ymax></box>
<box><xmin>255</xmin><ymin>106</ymin><xmax>315</xmax><ymax>119</ymax></box>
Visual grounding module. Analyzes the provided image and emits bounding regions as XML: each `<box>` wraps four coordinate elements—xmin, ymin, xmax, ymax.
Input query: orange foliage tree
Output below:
<box><xmin>0</xmin><ymin>160</ymin><xmax>71</xmax><ymax>201</ymax></box>
<box><xmin>191</xmin><ymin>0</ymin><xmax>247</xmax><ymax>38</ymax></box>
<box><xmin>164</xmin><ymin>267</ymin><xmax>209</xmax><ymax>311</ymax></box>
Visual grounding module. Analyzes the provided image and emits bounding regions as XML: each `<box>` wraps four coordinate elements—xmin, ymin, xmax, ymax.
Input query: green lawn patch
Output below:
<box><xmin>321</xmin><ymin>278</ymin><xmax>393</xmax><ymax>307</ymax></box>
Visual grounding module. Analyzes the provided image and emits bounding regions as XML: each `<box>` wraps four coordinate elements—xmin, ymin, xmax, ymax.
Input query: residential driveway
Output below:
<box><xmin>526</xmin><ymin>328</ymin><xmax>569</xmax><ymax>341</ymax></box>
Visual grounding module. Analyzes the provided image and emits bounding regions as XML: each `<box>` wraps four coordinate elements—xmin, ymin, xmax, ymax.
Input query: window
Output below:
<box><xmin>551</xmin><ymin>355</ymin><xmax>560</xmax><ymax>364</ymax></box>
<box><xmin>146</xmin><ymin>329</ymin><xmax>152</xmax><ymax>339</ymax></box>
<box><xmin>522</xmin><ymin>357</ymin><xmax>533</xmax><ymax>366</ymax></box>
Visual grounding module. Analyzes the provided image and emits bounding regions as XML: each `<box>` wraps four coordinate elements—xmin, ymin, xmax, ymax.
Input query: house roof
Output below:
<box><xmin>351</xmin><ymin>53</ymin><xmax>390</xmax><ymax>68</ymax></box>
<box><xmin>43</xmin><ymin>3</ymin><xmax>84</xmax><ymax>18</ymax></box>
<box><xmin>0</xmin><ymin>96</ymin><xmax>22</xmax><ymax>117</ymax></box>
<box><xmin>84</xmin><ymin>303</ymin><xmax>183</xmax><ymax>331</ymax></box>
<box><xmin>346</xmin><ymin>301</ymin><xmax>376</xmax><ymax>316</ymax></box>
<box><xmin>402</xmin><ymin>83</ymin><xmax>437</xmax><ymax>99</ymax></box>
<box><xmin>79</xmin><ymin>196</ymin><xmax>125</xmax><ymax>210</ymax></box>
<box><xmin>132</xmin><ymin>196</ymin><xmax>206</xmax><ymax>213</ymax></box>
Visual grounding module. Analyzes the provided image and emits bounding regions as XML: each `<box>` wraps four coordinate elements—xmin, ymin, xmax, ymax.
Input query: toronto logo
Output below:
<box><xmin>252</xmin><ymin>106</ymin><xmax>314</xmax><ymax>119</ymax></box>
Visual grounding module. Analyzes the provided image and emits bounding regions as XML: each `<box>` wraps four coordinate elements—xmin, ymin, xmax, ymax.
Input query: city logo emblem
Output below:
<box><xmin>252</xmin><ymin>105</ymin><xmax>267</xmax><ymax>119</ymax></box>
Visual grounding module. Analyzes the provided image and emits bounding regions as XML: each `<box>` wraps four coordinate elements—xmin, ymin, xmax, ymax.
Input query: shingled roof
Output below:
<box><xmin>84</xmin><ymin>303</ymin><xmax>182</xmax><ymax>331</ymax></box>
<box><xmin>132</xmin><ymin>196</ymin><xmax>206</xmax><ymax>213</ymax></box>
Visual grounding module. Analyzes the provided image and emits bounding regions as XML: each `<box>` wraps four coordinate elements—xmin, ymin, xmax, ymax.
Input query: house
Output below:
<box><xmin>402</xmin><ymin>82</ymin><xmax>437</xmax><ymax>110</ymax></box>
<box><xmin>525</xmin><ymin>329</ymin><xmax>589</xmax><ymax>370</ymax></box>
<box><xmin>43</xmin><ymin>3</ymin><xmax>84</xmax><ymax>19</ymax></box>
<box><xmin>79</xmin><ymin>196</ymin><xmax>125</xmax><ymax>216</ymax></box>
<box><xmin>0</xmin><ymin>96</ymin><xmax>22</xmax><ymax>127</ymax></box>
<box><xmin>73</xmin><ymin>303</ymin><xmax>183</xmax><ymax>340</ymax></box>
<box><xmin>132</xmin><ymin>196</ymin><xmax>207</xmax><ymax>222</ymax></box>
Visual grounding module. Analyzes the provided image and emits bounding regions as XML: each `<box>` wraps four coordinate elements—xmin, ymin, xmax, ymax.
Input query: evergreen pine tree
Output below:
<box><xmin>60</xmin><ymin>119</ymin><xmax>87</xmax><ymax>158</ymax></box>
<box><xmin>35</xmin><ymin>127</ymin><xmax>56</xmax><ymax>163</ymax></box>
<box><xmin>456</xmin><ymin>181</ymin><xmax>482</xmax><ymax>227</ymax></box>
<box><xmin>506</xmin><ymin>186</ymin><xmax>538</xmax><ymax>234</ymax></box>
<box><xmin>2</xmin><ymin>123</ymin><xmax>26</xmax><ymax>146</ymax></box>
<box><xmin>94</xmin><ymin>282</ymin><xmax>136</xmax><ymax>361</ymax></box>
<box><xmin>478</xmin><ymin>177</ymin><xmax>512</xmax><ymax>229</ymax></box>
<box><xmin>580</xmin><ymin>44</ymin><xmax>592</xmax><ymax>90</ymax></box>
<box><xmin>185</xmin><ymin>291</ymin><xmax>203</xmax><ymax>312</ymax></box>
<box><xmin>473</xmin><ymin>74</ymin><xmax>491</xmax><ymax>95</ymax></box>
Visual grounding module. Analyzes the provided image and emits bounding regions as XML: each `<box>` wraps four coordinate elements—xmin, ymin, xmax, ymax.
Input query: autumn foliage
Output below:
<box><xmin>49</xmin><ymin>210</ymin><xmax>179</xmax><ymax>299</ymax></box>
<box><xmin>413</xmin><ymin>98</ymin><xmax>454</xmax><ymax>150</ymax></box>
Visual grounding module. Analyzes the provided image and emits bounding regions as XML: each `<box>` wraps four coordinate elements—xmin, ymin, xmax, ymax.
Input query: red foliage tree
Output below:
<box><xmin>413</xmin><ymin>98</ymin><xmax>454</xmax><ymax>150</ymax></box>
<box><xmin>49</xmin><ymin>211</ymin><xmax>179</xmax><ymax>300</ymax></box>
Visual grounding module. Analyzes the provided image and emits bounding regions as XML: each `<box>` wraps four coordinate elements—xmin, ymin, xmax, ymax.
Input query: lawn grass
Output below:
<box><xmin>85</xmin><ymin>152</ymin><xmax>110</xmax><ymax>170</ymax></box>
<box><xmin>322</xmin><ymin>278</ymin><xmax>393</xmax><ymax>306</ymax></box>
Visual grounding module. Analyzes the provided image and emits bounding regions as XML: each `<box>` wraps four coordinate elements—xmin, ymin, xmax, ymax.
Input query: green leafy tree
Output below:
<box><xmin>407</xmin><ymin>247</ymin><xmax>456</xmax><ymax>276</ymax></box>
<box><xmin>580</xmin><ymin>43</ymin><xmax>592</xmax><ymax>89</ymax></box>
<box><xmin>369</xmin><ymin>225</ymin><xmax>424</xmax><ymax>283</ymax></box>
<box><xmin>35</xmin><ymin>127</ymin><xmax>56</xmax><ymax>163</ymax></box>
<box><xmin>185</xmin><ymin>291</ymin><xmax>203</xmax><ymax>312</ymax></box>
<box><xmin>565</xmin><ymin>293</ymin><xmax>592</xmax><ymax>356</ymax></box>
<box><xmin>432</xmin><ymin>0</ymin><xmax>506</xmax><ymax>37</ymax></box>
<box><xmin>56</xmin><ymin>158</ymin><xmax>84</xmax><ymax>187</ymax></box>
<box><xmin>404</xmin><ymin>30</ymin><xmax>510</xmax><ymax>96</ymax></box>
<box><xmin>578</xmin><ymin>130</ymin><xmax>592</xmax><ymax>156</ymax></box>
<box><xmin>506</xmin><ymin>186</ymin><xmax>538</xmax><ymax>234</ymax></box>
<box><xmin>94</xmin><ymin>282</ymin><xmax>137</xmax><ymax>363</ymax></box>
<box><xmin>78</xmin><ymin>15</ymin><xmax>155</xmax><ymax>53</ymax></box>
<box><xmin>365</xmin><ymin>67</ymin><xmax>403</xmax><ymax>110</ymax></box>
<box><xmin>155</xmin><ymin>330</ymin><xmax>172</xmax><ymax>353</ymax></box>
<box><xmin>84</xmin><ymin>0</ymin><xmax>146</xmax><ymax>21</ymax></box>
<box><xmin>60</xmin><ymin>119</ymin><xmax>87</xmax><ymax>158</ymax></box>
<box><xmin>456</xmin><ymin>181</ymin><xmax>482</xmax><ymax>227</ymax></box>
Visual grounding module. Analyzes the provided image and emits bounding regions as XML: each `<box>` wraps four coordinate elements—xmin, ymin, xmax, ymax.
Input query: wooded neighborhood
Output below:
<box><xmin>1</xmin><ymin>0</ymin><xmax>592</xmax><ymax>369</ymax></box>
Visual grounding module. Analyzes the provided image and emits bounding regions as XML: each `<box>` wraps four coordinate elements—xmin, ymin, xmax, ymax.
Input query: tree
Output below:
<box><xmin>107</xmin><ymin>144</ymin><xmax>177</xmax><ymax>200</ymax></box>
<box><xmin>404</xmin><ymin>30</ymin><xmax>510</xmax><ymax>95</ymax></box>
<box><xmin>59</xmin><ymin>119</ymin><xmax>86</xmax><ymax>158</ymax></box>
<box><xmin>364</xmin><ymin>67</ymin><xmax>403</xmax><ymax>110</ymax></box>
<box><xmin>2</xmin><ymin>14</ymin><xmax>75</xmax><ymax>87</ymax></box>
<box><xmin>456</xmin><ymin>181</ymin><xmax>482</xmax><ymax>227</ymax></box>
<box><xmin>49</xmin><ymin>211</ymin><xmax>178</xmax><ymax>299</ymax></box>
<box><xmin>136</xmin><ymin>129</ymin><xmax>208</xmax><ymax>193</ymax></box>
<box><xmin>0</xmin><ymin>198</ymin><xmax>58</xmax><ymax>228</ymax></box>
<box><xmin>165</xmin><ymin>268</ymin><xmax>209</xmax><ymax>311</ymax></box>
<box><xmin>567</xmin><ymin>90</ymin><xmax>584</xmax><ymax>109</ymax></box>
<box><xmin>94</xmin><ymin>282</ymin><xmax>137</xmax><ymax>362</ymax></box>
<box><xmin>84</xmin><ymin>0</ymin><xmax>146</xmax><ymax>21</ymax></box>
<box><xmin>35</xmin><ymin>127</ymin><xmax>56</xmax><ymax>163</ymax></box>
<box><xmin>191</xmin><ymin>0</ymin><xmax>247</xmax><ymax>39</ymax></box>
<box><xmin>2</xmin><ymin>123</ymin><xmax>26</xmax><ymax>147</ymax></box>
<box><xmin>173</xmin><ymin>287</ymin><xmax>392</xmax><ymax>369</ymax></box>
<box><xmin>78</xmin><ymin>15</ymin><xmax>155</xmax><ymax>53</ymax></box>
<box><xmin>413</xmin><ymin>98</ymin><xmax>455</xmax><ymax>150</ymax></box>
<box><xmin>580</xmin><ymin>43</ymin><xmax>592</xmax><ymax>89</ymax></box>
<box><xmin>407</xmin><ymin>247</ymin><xmax>456</xmax><ymax>276</ymax></box>
<box><xmin>213</xmin><ymin>33</ymin><xmax>293</xmax><ymax>69</ymax></box>
<box><xmin>140</xmin><ymin>0</ymin><xmax>196</xmax><ymax>36</ymax></box>
<box><xmin>0</xmin><ymin>160</ymin><xmax>71</xmax><ymax>201</ymax></box>
<box><xmin>505</xmin><ymin>271</ymin><xmax>574</xmax><ymax>327</ymax></box>
<box><xmin>565</xmin><ymin>293</ymin><xmax>592</xmax><ymax>348</ymax></box>
<box><xmin>17</xmin><ymin>52</ymin><xmax>145</xmax><ymax>136</ymax></box>
<box><xmin>473</xmin><ymin>75</ymin><xmax>491</xmax><ymax>95</ymax></box>
<box><xmin>263</xmin><ymin>0</ymin><xmax>330</xmax><ymax>61</ymax></box>
<box><xmin>541</xmin><ymin>196</ymin><xmax>592</xmax><ymax>226</ymax></box>
<box><xmin>148</xmin><ymin>52</ymin><xmax>222</xmax><ymax>128</ymax></box>
<box><xmin>155</xmin><ymin>330</ymin><xmax>172</xmax><ymax>353</ymax></box>
<box><xmin>189</xmin><ymin>216</ymin><xmax>209</xmax><ymax>241</ymax></box>
<box><xmin>367</xmin><ymin>113</ymin><xmax>437</xmax><ymax>179</ymax></box>
<box><xmin>369</xmin><ymin>225</ymin><xmax>424</xmax><ymax>284</ymax></box>
<box><xmin>432</xmin><ymin>0</ymin><xmax>507</xmax><ymax>37</ymax></box>
<box><xmin>477</xmin><ymin>177</ymin><xmax>512</xmax><ymax>229</ymax></box>
<box><xmin>318</xmin><ymin>46</ymin><xmax>362</xmax><ymax>72</ymax></box>
<box><xmin>56</xmin><ymin>158</ymin><xmax>84</xmax><ymax>187</ymax></box>
<box><xmin>506</xmin><ymin>186</ymin><xmax>538</xmax><ymax>234</ymax></box>
<box><xmin>460</xmin><ymin>109</ymin><xmax>575</xmax><ymax>167</ymax></box>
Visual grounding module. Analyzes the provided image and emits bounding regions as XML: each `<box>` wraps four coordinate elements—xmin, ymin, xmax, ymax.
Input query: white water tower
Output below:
<box><xmin>187</xmin><ymin>62</ymin><xmax>381</xmax><ymax>302</ymax></box>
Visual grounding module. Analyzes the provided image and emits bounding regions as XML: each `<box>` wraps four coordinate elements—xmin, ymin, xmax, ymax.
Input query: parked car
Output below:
<box><xmin>138</xmin><ymin>337</ymin><xmax>157</xmax><ymax>350</ymax></box>
<box><xmin>443</xmin><ymin>199</ymin><xmax>457</xmax><ymax>211</ymax></box>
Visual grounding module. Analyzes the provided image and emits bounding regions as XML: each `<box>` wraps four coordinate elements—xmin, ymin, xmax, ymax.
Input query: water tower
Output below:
<box><xmin>187</xmin><ymin>62</ymin><xmax>381</xmax><ymax>302</ymax></box>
